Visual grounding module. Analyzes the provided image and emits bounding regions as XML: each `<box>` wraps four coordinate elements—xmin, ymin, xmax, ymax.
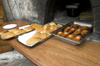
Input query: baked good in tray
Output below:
<box><xmin>56</xmin><ymin>24</ymin><xmax>91</xmax><ymax>41</ymax></box>
<box><xmin>26</xmin><ymin>37</ymin><xmax>41</xmax><ymax>45</ymax></box>
<box><xmin>0</xmin><ymin>30</ymin><xmax>8</xmax><ymax>35</ymax></box>
<box><xmin>25</xmin><ymin>22</ymin><xmax>61</xmax><ymax>45</ymax></box>
<box><xmin>0</xmin><ymin>23</ymin><xmax>39</xmax><ymax>40</ymax></box>
<box><xmin>1</xmin><ymin>32</ymin><xmax>15</xmax><ymax>39</ymax></box>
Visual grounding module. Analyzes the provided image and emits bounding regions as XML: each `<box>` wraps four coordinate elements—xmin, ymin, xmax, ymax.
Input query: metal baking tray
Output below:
<box><xmin>0</xmin><ymin>25</ymin><xmax>35</xmax><ymax>40</ymax></box>
<box><xmin>17</xmin><ymin>31</ymin><xmax>53</xmax><ymax>47</ymax></box>
<box><xmin>51</xmin><ymin>21</ymin><xmax>93</xmax><ymax>45</ymax></box>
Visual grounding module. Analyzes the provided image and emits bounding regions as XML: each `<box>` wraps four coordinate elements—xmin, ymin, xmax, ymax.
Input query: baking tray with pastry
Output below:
<box><xmin>51</xmin><ymin>21</ymin><xmax>93</xmax><ymax>45</ymax></box>
<box><xmin>0</xmin><ymin>23</ymin><xmax>42</xmax><ymax>40</ymax></box>
<box><xmin>17</xmin><ymin>22</ymin><xmax>62</xmax><ymax>47</ymax></box>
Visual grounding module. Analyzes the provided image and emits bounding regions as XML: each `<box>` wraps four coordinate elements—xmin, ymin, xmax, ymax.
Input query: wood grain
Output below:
<box><xmin>1</xmin><ymin>20</ymin><xmax>100</xmax><ymax>66</ymax></box>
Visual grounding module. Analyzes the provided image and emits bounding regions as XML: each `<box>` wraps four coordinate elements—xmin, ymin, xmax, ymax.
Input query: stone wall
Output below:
<box><xmin>2</xmin><ymin>0</ymin><xmax>39</xmax><ymax>23</ymax></box>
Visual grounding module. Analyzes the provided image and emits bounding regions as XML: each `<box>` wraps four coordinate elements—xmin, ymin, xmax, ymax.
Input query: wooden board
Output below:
<box><xmin>1</xmin><ymin>20</ymin><xmax>100</xmax><ymax>66</ymax></box>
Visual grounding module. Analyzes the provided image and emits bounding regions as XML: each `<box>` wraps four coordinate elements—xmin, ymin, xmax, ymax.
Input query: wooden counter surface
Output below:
<box><xmin>0</xmin><ymin>20</ymin><xmax>100</xmax><ymax>66</ymax></box>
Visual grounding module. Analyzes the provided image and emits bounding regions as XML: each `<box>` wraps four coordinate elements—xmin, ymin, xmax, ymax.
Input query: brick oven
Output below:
<box><xmin>1</xmin><ymin>0</ymin><xmax>100</xmax><ymax>41</ymax></box>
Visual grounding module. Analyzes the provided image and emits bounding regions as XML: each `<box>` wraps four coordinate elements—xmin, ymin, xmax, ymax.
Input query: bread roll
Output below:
<box><xmin>35</xmin><ymin>27</ymin><xmax>43</xmax><ymax>32</ymax></box>
<box><xmin>57</xmin><ymin>25</ymin><xmax>62</xmax><ymax>29</ymax></box>
<box><xmin>0</xmin><ymin>30</ymin><xmax>7</xmax><ymax>35</ymax></box>
<box><xmin>67</xmin><ymin>34</ymin><xmax>75</xmax><ymax>39</ymax></box>
<box><xmin>42</xmin><ymin>29</ymin><xmax>50</xmax><ymax>34</ymax></box>
<box><xmin>24</xmin><ymin>26</ymin><xmax>34</xmax><ymax>32</ymax></box>
<box><xmin>14</xmin><ymin>29</ymin><xmax>26</xmax><ymax>35</ymax></box>
<box><xmin>73</xmin><ymin>35</ymin><xmax>81</xmax><ymax>41</ymax></box>
<box><xmin>40</xmin><ymin>33</ymin><xmax>49</xmax><ymax>39</ymax></box>
<box><xmin>43</xmin><ymin>24</ymin><xmax>50</xmax><ymax>30</ymax></box>
<box><xmin>9</xmin><ymin>28</ymin><xmax>19</xmax><ymax>32</ymax></box>
<box><xmin>1</xmin><ymin>32</ymin><xmax>15</xmax><ymax>39</ymax></box>
<box><xmin>26</xmin><ymin>37</ymin><xmax>41</xmax><ymax>45</ymax></box>
<box><xmin>32</xmin><ymin>32</ymin><xmax>41</xmax><ymax>38</ymax></box>
<box><xmin>35</xmin><ymin>25</ymin><xmax>43</xmax><ymax>29</ymax></box>
<box><xmin>64</xmin><ymin>27</ymin><xmax>71</xmax><ymax>32</ymax></box>
<box><xmin>49</xmin><ymin>22</ymin><xmax>57</xmax><ymax>26</ymax></box>
<box><xmin>72</xmin><ymin>24</ymin><xmax>79</xmax><ymax>28</ymax></box>
<box><xmin>50</xmin><ymin>25</ymin><xmax>57</xmax><ymax>30</ymax></box>
<box><xmin>30</xmin><ymin>23</ymin><xmax>38</xmax><ymax>26</ymax></box>
<box><xmin>62</xmin><ymin>32</ymin><xmax>69</xmax><ymax>37</ymax></box>
<box><xmin>57</xmin><ymin>31</ymin><xmax>63</xmax><ymax>36</ymax></box>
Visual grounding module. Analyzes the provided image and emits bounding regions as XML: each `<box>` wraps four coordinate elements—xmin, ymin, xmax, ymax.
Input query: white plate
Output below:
<box><xmin>3</xmin><ymin>24</ymin><xmax>17</xmax><ymax>29</ymax></box>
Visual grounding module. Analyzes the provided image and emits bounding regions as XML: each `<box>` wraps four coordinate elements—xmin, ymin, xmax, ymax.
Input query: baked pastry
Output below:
<box><xmin>40</xmin><ymin>33</ymin><xmax>49</xmax><ymax>39</ymax></box>
<box><xmin>67</xmin><ymin>34</ymin><xmax>75</xmax><ymax>39</ymax></box>
<box><xmin>50</xmin><ymin>25</ymin><xmax>57</xmax><ymax>30</ymax></box>
<box><xmin>64</xmin><ymin>27</ymin><xmax>71</xmax><ymax>32</ymax></box>
<box><xmin>9</xmin><ymin>28</ymin><xmax>19</xmax><ymax>32</ymax></box>
<box><xmin>0</xmin><ymin>30</ymin><xmax>7</xmax><ymax>35</ymax></box>
<box><xmin>14</xmin><ymin>29</ymin><xmax>26</xmax><ymax>35</ymax></box>
<box><xmin>26</xmin><ymin>37</ymin><xmax>41</xmax><ymax>45</ymax></box>
<box><xmin>81</xmin><ymin>30</ymin><xmax>88</xmax><ymax>36</ymax></box>
<box><xmin>35</xmin><ymin>25</ymin><xmax>43</xmax><ymax>29</ymax></box>
<box><xmin>72</xmin><ymin>24</ymin><xmax>79</xmax><ymax>28</ymax></box>
<box><xmin>68</xmin><ymin>28</ymin><xmax>76</xmax><ymax>34</ymax></box>
<box><xmin>42</xmin><ymin>29</ymin><xmax>50</xmax><ymax>34</ymax></box>
<box><xmin>49</xmin><ymin>22</ymin><xmax>57</xmax><ymax>26</ymax></box>
<box><xmin>1</xmin><ymin>32</ymin><xmax>15</xmax><ymax>39</ymax></box>
<box><xmin>79</xmin><ymin>26</ymin><xmax>89</xmax><ymax>30</ymax></box>
<box><xmin>62</xmin><ymin>32</ymin><xmax>69</xmax><ymax>37</ymax></box>
<box><xmin>30</xmin><ymin>23</ymin><xmax>38</xmax><ymax>27</ymax></box>
<box><xmin>57</xmin><ymin>31</ymin><xmax>63</xmax><ymax>36</ymax></box>
<box><xmin>35</xmin><ymin>27</ymin><xmax>43</xmax><ymax>32</ymax></box>
<box><xmin>32</xmin><ymin>32</ymin><xmax>41</xmax><ymax>38</ymax></box>
<box><xmin>73</xmin><ymin>35</ymin><xmax>82</xmax><ymax>41</ymax></box>
<box><xmin>73</xmin><ymin>29</ymin><xmax>81</xmax><ymax>35</ymax></box>
<box><xmin>57</xmin><ymin>25</ymin><xmax>62</xmax><ymax>29</ymax></box>
<box><xmin>43</xmin><ymin>24</ymin><xmax>50</xmax><ymax>30</ymax></box>
<box><xmin>24</xmin><ymin>26</ymin><xmax>34</xmax><ymax>32</ymax></box>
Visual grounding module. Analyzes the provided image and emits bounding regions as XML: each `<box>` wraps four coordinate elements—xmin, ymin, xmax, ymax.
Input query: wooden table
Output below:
<box><xmin>0</xmin><ymin>20</ymin><xmax>100</xmax><ymax>66</ymax></box>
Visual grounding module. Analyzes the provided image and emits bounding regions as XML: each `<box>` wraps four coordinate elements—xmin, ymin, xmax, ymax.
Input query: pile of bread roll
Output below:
<box><xmin>26</xmin><ymin>22</ymin><xmax>62</xmax><ymax>45</ymax></box>
<box><xmin>0</xmin><ymin>24</ymin><xmax>37</xmax><ymax>39</ymax></box>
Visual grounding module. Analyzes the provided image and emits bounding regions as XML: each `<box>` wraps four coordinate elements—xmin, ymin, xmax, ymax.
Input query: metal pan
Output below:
<box><xmin>0</xmin><ymin>25</ymin><xmax>35</xmax><ymax>40</ymax></box>
<box><xmin>17</xmin><ymin>31</ymin><xmax>53</xmax><ymax>47</ymax></box>
<box><xmin>51</xmin><ymin>21</ymin><xmax>93</xmax><ymax>45</ymax></box>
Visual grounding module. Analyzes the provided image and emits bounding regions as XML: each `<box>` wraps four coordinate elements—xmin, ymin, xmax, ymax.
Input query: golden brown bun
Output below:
<box><xmin>67</xmin><ymin>34</ymin><xmax>75</xmax><ymax>39</ymax></box>
<box><xmin>43</xmin><ymin>24</ymin><xmax>50</xmax><ymax>30</ymax></box>
<box><xmin>35</xmin><ymin>27</ymin><xmax>43</xmax><ymax>32</ymax></box>
<box><xmin>42</xmin><ymin>29</ymin><xmax>50</xmax><ymax>34</ymax></box>
<box><xmin>72</xmin><ymin>24</ymin><xmax>79</xmax><ymax>28</ymax></box>
<box><xmin>49</xmin><ymin>22</ymin><xmax>57</xmax><ymax>26</ymax></box>
<box><xmin>0</xmin><ymin>30</ymin><xmax>7</xmax><ymax>35</ymax></box>
<box><xmin>24</xmin><ymin>26</ymin><xmax>34</xmax><ymax>32</ymax></box>
<box><xmin>1</xmin><ymin>32</ymin><xmax>15</xmax><ymax>39</ymax></box>
<box><xmin>57</xmin><ymin>31</ymin><xmax>63</xmax><ymax>36</ymax></box>
<box><xmin>32</xmin><ymin>32</ymin><xmax>41</xmax><ymax>38</ymax></box>
<box><xmin>64</xmin><ymin>27</ymin><xmax>71</xmax><ymax>32</ymax></box>
<box><xmin>30</xmin><ymin>23</ymin><xmax>38</xmax><ymax>27</ymax></box>
<box><xmin>14</xmin><ymin>29</ymin><xmax>26</xmax><ymax>35</ymax></box>
<box><xmin>26</xmin><ymin>37</ymin><xmax>41</xmax><ymax>45</ymax></box>
<box><xmin>50</xmin><ymin>25</ymin><xmax>57</xmax><ymax>30</ymax></box>
<box><xmin>57</xmin><ymin>25</ymin><xmax>62</xmax><ymax>29</ymax></box>
<box><xmin>35</xmin><ymin>25</ymin><xmax>43</xmax><ymax>29</ymax></box>
<box><xmin>40</xmin><ymin>33</ymin><xmax>49</xmax><ymax>39</ymax></box>
<box><xmin>81</xmin><ymin>30</ymin><xmax>88</xmax><ymax>36</ymax></box>
<box><xmin>62</xmin><ymin>32</ymin><xmax>69</xmax><ymax>37</ymax></box>
<box><xmin>73</xmin><ymin>35</ymin><xmax>82</xmax><ymax>41</ymax></box>
<box><xmin>9</xmin><ymin>28</ymin><xmax>19</xmax><ymax>32</ymax></box>
<box><xmin>79</xmin><ymin>26</ymin><xmax>89</xmax><ymax>30</ymax></box>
